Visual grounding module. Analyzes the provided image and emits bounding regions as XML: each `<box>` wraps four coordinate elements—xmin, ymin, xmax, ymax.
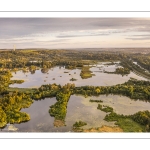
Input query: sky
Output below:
<box><xmin>1</xmin><ymin>18</ymin><xmax>150</xmax><ymax>49</ymax></box>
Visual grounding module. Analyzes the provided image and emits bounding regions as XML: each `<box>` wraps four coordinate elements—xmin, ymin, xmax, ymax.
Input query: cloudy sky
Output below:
<box><xmin>1</xmin><ymin>18</ymin><xmax>150</xmax><ymax>49</ymax></box>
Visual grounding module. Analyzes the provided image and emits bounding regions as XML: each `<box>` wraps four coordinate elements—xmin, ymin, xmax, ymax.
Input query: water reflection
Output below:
<box><xmin>6</xmin><ymin>64</ymin><xmax>149</xmax><ymax>132</ymax></box>
<box><xmin>1</xmin><ymin>94</ymin><xmax>150</xmax><ymax>132</ymax></box>
<box><xmin>65</xmin><ymin>95</ymin><xmax>115</xmax><ymax>130</ymax></box>
<box><xmin>82</xmin><ymin>94</ymin><xmax>150</xmax><ymax>115</ymax></box>
<box><xmin>14</xmin><ymin>98</ymin><xmax>57</xmax><ymax>132</ymax></box>
<box><xmin>10</xmin><ymin>65</ymin><xmax>147</xmax><ymax>88</ymax></box>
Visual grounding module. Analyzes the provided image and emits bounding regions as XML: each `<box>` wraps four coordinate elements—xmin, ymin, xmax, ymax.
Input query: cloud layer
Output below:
<box><xmin>1</xmin><ymin>18</ymin><xmax>150</xmax><ymax>48</ymax></box>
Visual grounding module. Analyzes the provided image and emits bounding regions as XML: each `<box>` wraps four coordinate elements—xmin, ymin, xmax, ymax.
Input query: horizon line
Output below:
<box><xmin>1</xmin><ymin>47</ymin><xmax>150</xmax><ymax>50</ymax></box>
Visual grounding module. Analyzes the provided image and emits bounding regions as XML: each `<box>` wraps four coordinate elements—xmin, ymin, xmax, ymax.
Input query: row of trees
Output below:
<box><xmin>74</xmin><ymin>79</ymin><xmax>150</xmax><ymax>100</ymax></box>
<box><xmin>49</xmin><ymin>91</ymin><xmax>71</xmax><ymax>121</ymax></box>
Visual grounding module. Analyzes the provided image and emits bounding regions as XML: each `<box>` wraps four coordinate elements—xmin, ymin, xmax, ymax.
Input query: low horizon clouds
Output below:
<box><xmin>1</xmin><ymin>18</ymin><xmax>150</xmax><ymax>48</ymax></box>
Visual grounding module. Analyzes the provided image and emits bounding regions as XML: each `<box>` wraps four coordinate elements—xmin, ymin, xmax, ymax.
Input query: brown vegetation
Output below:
<box><xmin>83</xmin><ymin>125</ymin><xmax>123</xmax><ymax>132</ymax></box>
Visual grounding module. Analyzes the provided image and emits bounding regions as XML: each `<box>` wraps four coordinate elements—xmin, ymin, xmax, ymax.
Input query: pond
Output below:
<box><xmin>1</xmin><ymin>94</ymin><xmax>150</xmax><ymax>132</ymax></box>
<box><xmin>9</xmin><ymin>64</ymin><xmax>147</xmax><ymax>88</ymax></box>
<box><xmin>4</xmin><ymin>63</ymin><xmax>149</xmax><ymax>132</ymax></box>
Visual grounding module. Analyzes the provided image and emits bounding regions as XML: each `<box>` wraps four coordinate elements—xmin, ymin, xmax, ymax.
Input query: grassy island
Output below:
<box><xmin>89</xmin><ymin>99</ymin><xmax>103</xmax><ymax>103</ymax></box>
<box><xmin>80</xmin><ymin>66</ymin><xmax>94</xmax><ymax>79</ymax></box>
<box><xmin>73</xmin><ymin>121</ymin><xmax>87</xmax><ymax>128</ymax></box>
<box><xmin>97</xmin><ymin>104</ymin><xmax>113</xmax><ymax>113</ymax></box>
<box><xmin>70</xmin><ymin>78</ymin><xmax>77</xmax><ymax>81</ymax></box>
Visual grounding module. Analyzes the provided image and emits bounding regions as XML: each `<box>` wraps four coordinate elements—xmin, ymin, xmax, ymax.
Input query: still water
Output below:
<box><xmin>9</xmin><ymin>64</ymin><xmax>147</xmax><ymax>88</ymax></box>
<box><xmin>2</xmin><ymin>94</ymin><xmax>150</xmax><ymax>132</ymax></box>
<box><xmin>3</xmin><ymin>64</ymin><xmax>149</xmax><ymax>132</ymax></box>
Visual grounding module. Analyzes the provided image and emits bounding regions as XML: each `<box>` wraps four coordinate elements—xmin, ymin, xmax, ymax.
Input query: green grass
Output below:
<box><xmin>80</xmin><ymin>66</ymin><xmax>94</xmax><ymax>79</ymax></box>
<box><xmin>115</xmin><ymin>118</ymin><xmax>145</xmax><ymax>132</ymax></box>
<box><xmin>104</xmin><ymin>112</ymin><xmax>146</xmax><ymax>132</ymax></box>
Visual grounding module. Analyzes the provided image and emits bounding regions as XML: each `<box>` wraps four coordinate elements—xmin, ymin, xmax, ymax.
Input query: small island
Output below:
<box><xmin>89</xmin><ymin>99</ymin><xmax>103</xmax><ymax>103</ymax></box>
<box><xmin>70</xmin><ymin>78</ymin><xmax>77</xmax><ymax>81</ymax></box>
<box><xmin>80</xmin><ymin>66</ymin><xmax>94</xmax><ymax>79</ymax></box>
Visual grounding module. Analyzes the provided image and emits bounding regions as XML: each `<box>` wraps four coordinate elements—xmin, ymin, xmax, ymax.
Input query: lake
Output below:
<box><xmin>2</xmin><ymin>63</ymin><xmax>149</xmax><ymax>132</ymax></box>
<box><xmin>9</xmin><ymin>64</ymin><xmax>147</xmax><ymax>88</ymax></box>
<box><xmin>1</xmin><ymin>94</ymin><xmax>150</xmax><ymax>132</ymax></box>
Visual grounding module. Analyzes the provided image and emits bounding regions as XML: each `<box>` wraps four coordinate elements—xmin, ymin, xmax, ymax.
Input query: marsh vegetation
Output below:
<box><xmin>0</xmin><ymin>49</ymin><xmax>150</xmax><ymax>132</ymax></box>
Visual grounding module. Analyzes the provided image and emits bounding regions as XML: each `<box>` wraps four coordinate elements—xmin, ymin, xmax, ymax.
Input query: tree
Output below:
<box><xmin>95</xmin><ymin>88</ymin><xmax>100</xmax><ymax>94</ymax></box>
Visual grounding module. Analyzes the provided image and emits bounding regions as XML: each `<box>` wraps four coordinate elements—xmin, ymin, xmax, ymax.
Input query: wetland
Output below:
<box><xmin>0</xmin><ymin>49</ymin><xmax>150</xmax><ymax>132</ymax></box>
